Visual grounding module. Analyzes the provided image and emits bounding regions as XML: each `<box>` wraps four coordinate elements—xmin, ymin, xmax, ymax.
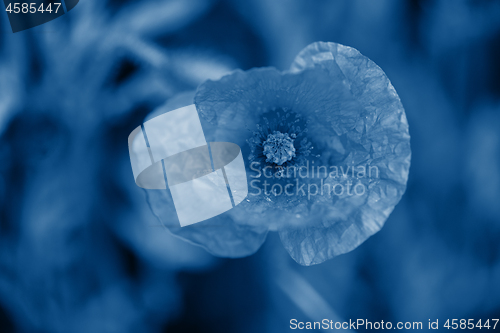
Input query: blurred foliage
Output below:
<box><xmin>0</xmin><ymin>0</ymin><xmax>499</xmax><ymax>332</ymax></box>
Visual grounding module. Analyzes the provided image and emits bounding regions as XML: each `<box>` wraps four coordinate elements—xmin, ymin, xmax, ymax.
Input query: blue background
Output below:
<box><xmin>0</xmin><ymin>0</ymin><xmax>499</xmax><ymax>332</ymax></box>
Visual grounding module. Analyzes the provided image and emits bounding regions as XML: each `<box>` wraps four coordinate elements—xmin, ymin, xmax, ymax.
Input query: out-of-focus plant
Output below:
<box><xmin>0</xmin><ymin>0</ymin><xmax>239</xmax><ymax>331</ymax></box>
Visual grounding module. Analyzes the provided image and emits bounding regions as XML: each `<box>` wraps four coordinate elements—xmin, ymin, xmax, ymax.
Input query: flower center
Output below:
<box><xmin>262</xmin><ymin>131</ymin><xmax>296</xmax><ymax>166</ymax></box>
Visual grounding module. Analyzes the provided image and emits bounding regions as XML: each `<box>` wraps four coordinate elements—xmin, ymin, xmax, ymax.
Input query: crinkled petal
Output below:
<box><xmin>195</xmin><ymin>64</ymin><xmax>361</xmax><ymax>143</ymax></box>
<box><xmin>145</xmin><ymin>176</ymin><xmax>269</xmax><ymax>258</ymax></box>
<box><xmin>195</xmin><ymin>66</ymin><xmax>364</xmax><ymax>221</ymax></box>
<box><xmin>278</xmin><ymin>42</ymin><xmax>411</xmax><ymax>265</ymax></box>
<box><xmin>192</xmin><ymin>42</ymin><xmax>410</xmax><ymax>265</ymax></box>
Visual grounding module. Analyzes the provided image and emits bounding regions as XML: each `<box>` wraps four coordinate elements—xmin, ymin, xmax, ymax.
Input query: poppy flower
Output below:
<box><xmin>150</xmin><ymin>42</ymin><xmax>411</xmax><ymax>265</ymax></box>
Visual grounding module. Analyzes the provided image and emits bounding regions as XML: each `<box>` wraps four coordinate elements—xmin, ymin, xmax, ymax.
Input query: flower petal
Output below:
<box><xmin>191</xmin><ymin>42</ymin><xmax>410</xmax><ymax>265</ymax></box>
<box><xmin>278</xmin><ymin>42</ymin><xmax>411</xmax><ymax>265</ymax></box>
<box><xmin>145</xmin><ymin>185</ymin><xmax>269</xmax><ymax>258</ymax></box>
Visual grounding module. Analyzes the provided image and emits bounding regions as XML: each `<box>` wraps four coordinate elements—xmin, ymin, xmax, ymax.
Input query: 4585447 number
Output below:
<box><xmin>444</xmin><ymin>319</ymin><xmax>499</xmax><ymax>330</ymax></box>
<box><xmin>6</xmin><ymin>2</ymin><xmax>61</xmax><ymax>14</ymax></box>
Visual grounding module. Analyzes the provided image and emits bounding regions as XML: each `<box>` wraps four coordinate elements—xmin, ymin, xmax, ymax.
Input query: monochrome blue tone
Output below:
<box><xmin>0</xmin><ymin>0</ymin><xmax>499</xmax><ymax>332</ymax></box>
<box><xmin>262</xmin><ymin>131</ymin><xmax>296</xmax><ymax>166</ymax></box>
<box><xmin>4</xmin><ymin>0</ymin><xmax>79</xmax><ymax>33</ymax></box>
<box><xmin>177</xmin><ymin>42</ymin><xmax>410</xmax><ymax>266</ymax></box>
